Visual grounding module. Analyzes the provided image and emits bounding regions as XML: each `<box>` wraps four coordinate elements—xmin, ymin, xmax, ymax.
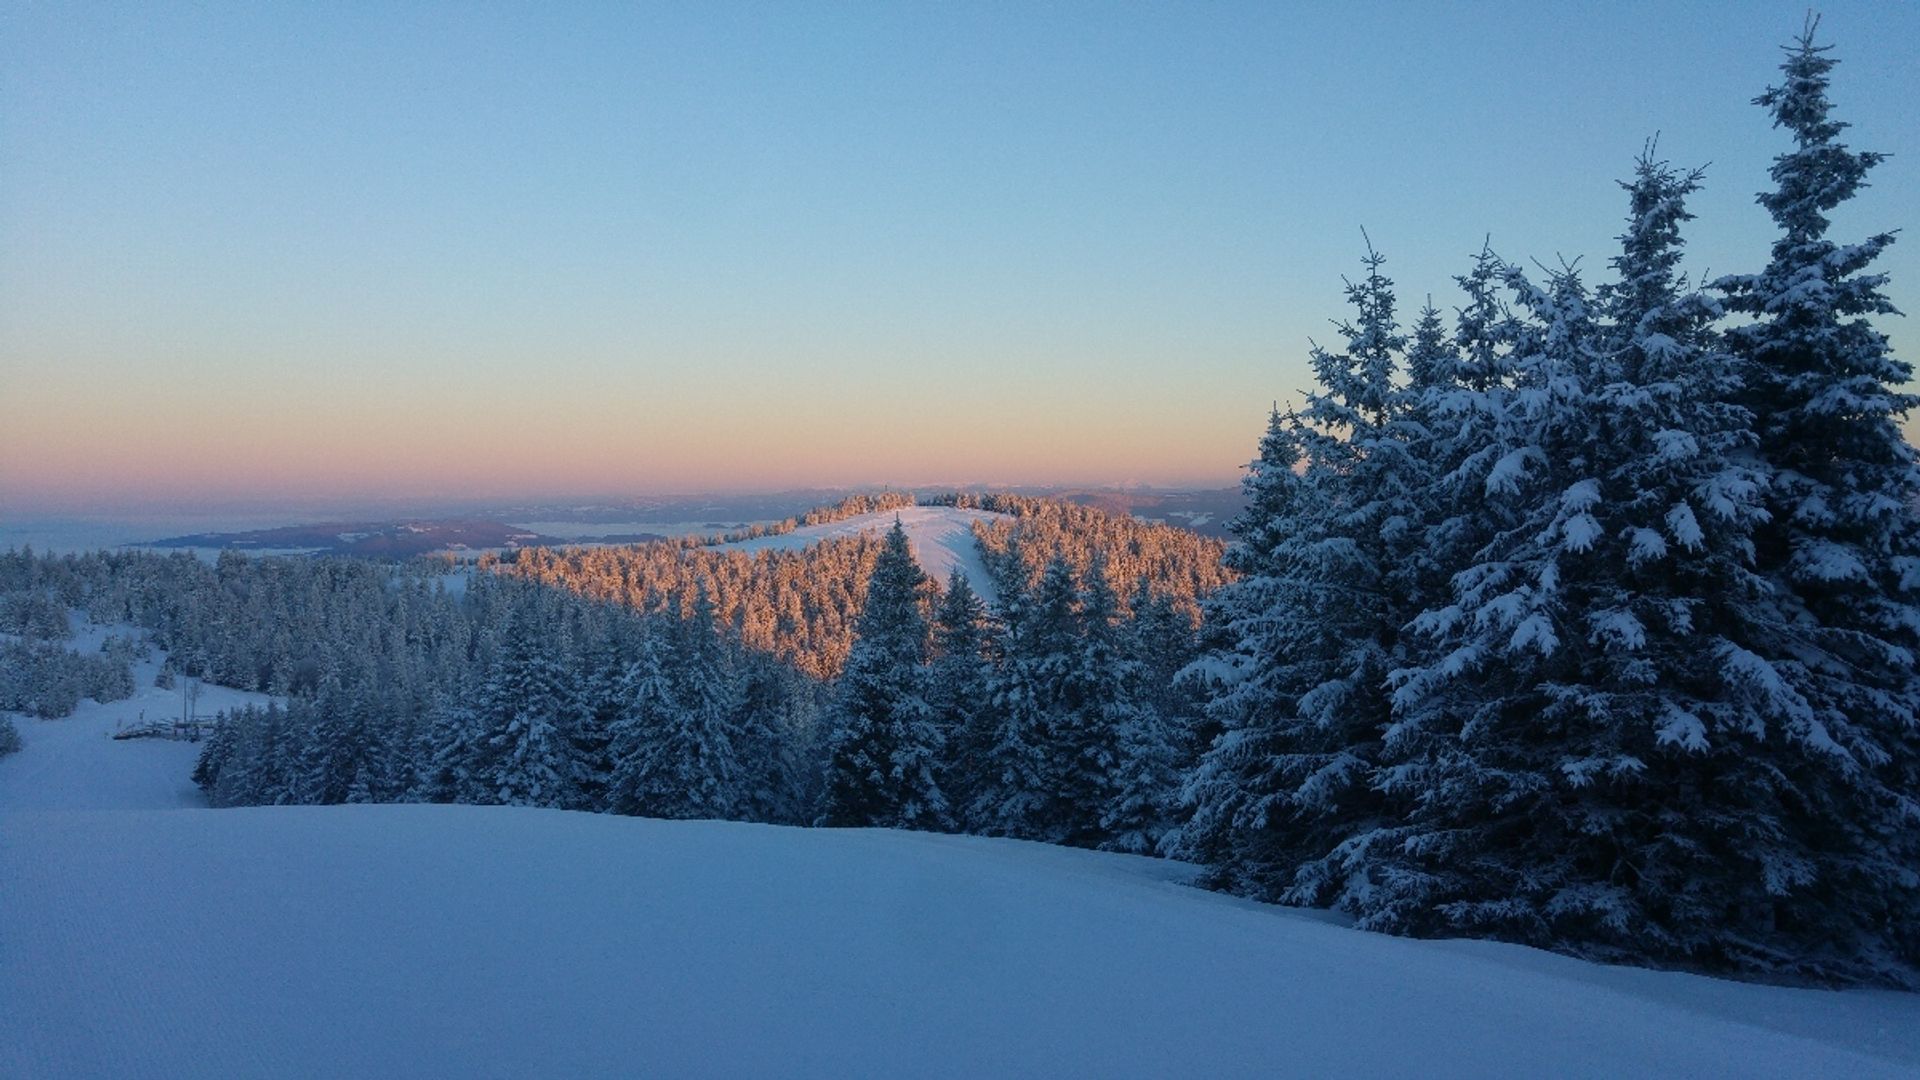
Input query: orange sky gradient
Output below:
<box><xmin>4</xmin><ymin>4</ymin><xmax>1915</xmax><ymax>516</ymax></box>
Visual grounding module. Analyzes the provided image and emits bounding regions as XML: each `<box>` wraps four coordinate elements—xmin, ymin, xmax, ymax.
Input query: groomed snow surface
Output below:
<box><xmin>719</xmin><ymin>506</ymin><xmax>1008</xmax><ymax>602</ymax></box>
<box><xmin>5</xmin><ymin>626</ymin><xmax>1920</xmax><ymax>1079</ymax></box>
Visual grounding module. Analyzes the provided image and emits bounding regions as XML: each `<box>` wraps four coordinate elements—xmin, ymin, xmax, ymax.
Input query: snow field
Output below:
<box><xmin>6</xmin><ymin>806</ymin><xmax>1920</xmax><ymax>1080</ymax></box>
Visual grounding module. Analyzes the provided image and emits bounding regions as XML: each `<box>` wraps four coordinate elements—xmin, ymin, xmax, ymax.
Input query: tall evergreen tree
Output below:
<box><xmin>1173</xmin><ymin>245</ymin><xmax>1425</xmax><ymax>898</ymax></box>
<box><xmin>1381</xmin><ymin>151</ymin><xmax>1846</xmax><ymax>971</ymax></box>
<box><xmin>616</xmin><ymin>591</ymin><xmax>745</xmax><ymax>820</ymax></box>
<box><xmin>467</xmin><ymin>617</ymin><xmax>577</xmax><ymax>808</ymax></box>
<box><xmin>928</xmin><ymin>569</ymin><xmax>995</xmax><ymax>815</ymax></box>
<box><xmin>969</xmin><ymin>557</ymin><xmax>1053</xmax><ymax>838</ymax></box>
<box><xmin>605</xmin><ymin>627</ymin><xmax>678</xmax><ymax>816</ymax></box>
<box><xmin>418</xmin><ymin>689</ymin><xmax>478</xmax><ymax>804</ymax></box>
<box><xmin>1095</xmin><ymin>580</ymin><xmax>1183</xmax><ymax>855</ymax></box>
<box><xmin>1713</xmin><ymin>21</ymin><xmax>1920</xmax><ymax>982</ymax></box>
<box><xmin>1060</xmin><ymin>556</ymin><xmax>1130</xmax><ymax>848</ymax></box>
<box><xmin>570</xmin><ymin>639</ymin><xmax>629</xmax><ymax>811</ymax></box>
<box><xmin>821</xmin><ymin>520</ymin><xmax>951</xmax><ymax>830</ymax></box>
<box><xmin>297</xmin><ymin>662</ymin><xmax>384</xmax><ymax>805</ymax></box>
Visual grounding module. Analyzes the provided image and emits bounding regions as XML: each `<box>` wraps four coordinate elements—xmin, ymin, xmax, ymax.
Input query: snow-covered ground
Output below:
<box><xmin>0</xmin><ymin>622</ymin><xmax>274</xmax><ymax>812</ymax></box>
<box><xmin>5</xmin><ymin>624</ymin><xmax>1920</xmax><ymax>1078</ymax></box>
<box><xmin>719</xmin><ymin>506</ymin><xmax>1008</xmax><ymax>602</ymax></box>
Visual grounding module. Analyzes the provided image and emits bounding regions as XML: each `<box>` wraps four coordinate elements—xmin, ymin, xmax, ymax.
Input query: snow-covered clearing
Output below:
<box><xmin>720</xmin><ymin>506</ymin><xmax>1007</xmax><ymax>601</ymax></box>
<box><xmin>5</xmin><ymin>626</ymin><xmax>1919</xmax><ymax>1078</ymax></box>
<box><xmin>0</xmin><ymin>622</ymin><xmax>273</xmax><ymax>812</ymax></box>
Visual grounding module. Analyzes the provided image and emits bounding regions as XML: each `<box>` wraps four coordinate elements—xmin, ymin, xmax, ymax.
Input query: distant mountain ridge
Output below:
<box><xmin>146</xmin><ymin>519</ymin><xmax>599</xmax><ymax>559</ymax></box>
<box><xmin>141</xmin><ymin>486</ymin><xmax>1244</xmax><ymax>557</ymax></box>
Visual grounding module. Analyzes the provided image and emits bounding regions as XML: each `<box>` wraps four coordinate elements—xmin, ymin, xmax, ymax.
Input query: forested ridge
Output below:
<box><xmin>495</xmin><ymin>490</ymin><xmax>1228</xmax><ymax>679</ymax></box>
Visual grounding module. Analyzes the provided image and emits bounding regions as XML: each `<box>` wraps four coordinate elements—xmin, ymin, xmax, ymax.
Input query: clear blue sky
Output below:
<box><xmin>3</xmin><ymin>1</ymin><xmax>1915</xmax><ymax>511</ymax></box>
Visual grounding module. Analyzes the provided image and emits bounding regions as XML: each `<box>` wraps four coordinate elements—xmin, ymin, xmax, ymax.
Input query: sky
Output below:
<box><xmin>3</xmin><ymin>1</ymin><xmax>1917</xmax><ymax>516</ymax></box>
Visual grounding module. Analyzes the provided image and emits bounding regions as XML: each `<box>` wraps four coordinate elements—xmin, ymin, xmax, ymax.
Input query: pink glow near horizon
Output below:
<box><xmin>0</xmin><ymin>381</ymin><xmax>1257</xmax><ymax>513</ymax></box>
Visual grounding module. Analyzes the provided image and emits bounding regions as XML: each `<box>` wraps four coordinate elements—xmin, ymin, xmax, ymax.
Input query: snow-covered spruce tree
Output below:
<box><xmin>466</xmin><ymin>616</ymin><xmax>578</xmax><ymax>808</ymax></box>
<box><xmin>1128</xmin><ymin>583</ymin><xmax>1202</xmax><ymax>767</ymax></box>
<box><xmin>417</xmin><ymin>689</ymin><xmax>479</xmax><ymax>803</ymax></box>
<box><xmin>212</xmin><ymin>702</ymin><xmax>299</xmax><ymax>807</ymax></box>
<box><xmin>605</xmin><ymin>626</ymin><xmax>677</xmax><ymax>816</ymax></box>
<box><xmin>927</xmin><ymin>568</ymin><xmax>995</xmax><ymax>816</ymax></box>
<box><xmin>1379</xmin><ymin>163</ymin><xmax>1684</xmax><ymax>943</ymax></box>
<box><xmin>614</xmin><ymin>590</ymin><xmax>745</xmax><ymax>820</ymax></box>
<box><xmin>569</xmin><ymin>638</ymin><xmax>629</xmax><ymax>812</ymax></box>
<box><xmin>1064</xmin><ymin>556</ymin><xmax>1135</xmax><ymax>849</ymax></box>
<box><xmin>1009</xmin><ymin>557</ymin><xmax>1093</xmax><ymax>842</ymax></box>
<box><xmin>1374</xmin><ymin>140</ymin><xmax>1917</xmax><ymax>984</ymax></box>
<box><xmin>1171</xmin><ymin>245</ymin><xmax>1430</xmax><ymax>897</ymax></box>
<box><xmin>192</xmin><ymin>710</ymin><xmax>240</xmax><ymax>793</ymax></box>
<box><xmin>297</xmin><ymin>663</ymin><xmax>389</xmax><ymax>805</ymax></box>
<box><xmin>1167</xmin><ymin>408</ymin><xmax>1308</xmax><ymax>873</ymax></box>
<box><xmin>821</xmin><ymin>519</ymin><xmax>951</xmax><ymax>831</ymax></box>
<box><xmin>1099</xmin><ymin>581</ymin><xmax>1187</xmax><ymax>855</ymax></box>
<box><xmin>968</xmin><ymin>552</ymin><xmax>1054</xmax><ymax>838</ymax></box>
<box><xmin>729</xmin><ymin>649</ymin><xmax>809</xmax><ymax>825</ymax></box>
<box><xmin>1714</xmin><ymin>22</ymin><xmax>1920</xmax><ymax>980</ymax></box>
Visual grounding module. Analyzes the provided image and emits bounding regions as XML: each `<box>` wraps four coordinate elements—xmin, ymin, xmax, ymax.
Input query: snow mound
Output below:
<box><xmin>719</xmin><ymin>506</ymin><xmax>1008</xmax><ymax>601</ymax></box>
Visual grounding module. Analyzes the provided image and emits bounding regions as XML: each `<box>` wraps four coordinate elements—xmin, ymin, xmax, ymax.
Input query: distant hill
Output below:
<box><xmin>1046</xmin><ymin>488</ymin><xmax>1244</xmax><ymax>539</ymax></box>
<box><xmin>146</xmin><ymin>519</ymin><xmax>599</xmax><ymax>559</ymax></box>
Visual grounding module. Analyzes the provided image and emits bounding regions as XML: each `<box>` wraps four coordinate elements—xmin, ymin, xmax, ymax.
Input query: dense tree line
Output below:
<box><xmin>700</xmin><ymin>490</ymin><xmax>918</xmax><ymax>544</ymax></box>
<box><xmin>820</xmin><ymin>521</ymin><xmax>1202</xmax><ymax>851</ymax></box>
<box><xmin>0</xmin><ymin>587</ymin><xmax>72</xmax><ymax>640</ymax></box>
<box><xmin>0</xmin><ymin>638</ymin><xmax>137</xmax><ymax>719</ymax></box>
<box><xmin>183</xmin><ymin>522</ymin><xmax>1203</xmax><ymax>853</ymax></box>
<box><xmin>1172</xmin><ymin>25</ymin><xmax>1919</xmax><ymax>987</ymax></box>
<box><xmin>955</xmin><ymin>494</ymin><xmax>1232</xmax><ymax>621</ymax></box>
<box><xmin>193</xmin><ymin>580</ymin><xmax>823</xmax><ymax>821</ymax></box>
<box><xmin>498</xmin><ymin>535</ymin><xmax>883</xmax><ymax>680</ymax></box>
<box><xmin>0</xmin><ymin>570</ymin><xmax>141</xmax><ymax>717</ymax></box>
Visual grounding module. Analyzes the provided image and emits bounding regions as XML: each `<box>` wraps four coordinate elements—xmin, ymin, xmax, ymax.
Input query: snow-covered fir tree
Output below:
<box><xmin>1006</xmin><ymin>556</ymin><xmax>1092</xmax><ymax>842</ymax></box>
<box><xmin>417</xmin><ymin>690</ymin><xmax>479</xmax><ymax>804</ymax></box>
<box><xmin>1713</xmin><ymin>21</ymin><xmax>1920</xmax><ymax>981</ymax></box>
<box><xmin>466</xmin><ymin>615</ymin><xmax>578</xmax><ymax>808</ymax></box>
<box><xmin>821</xmin><ymin>520</ymin><xmax>951</xmax><ymax>831</ymax></box>
<box><xmin>1381</xmin><ymin>152</ymin><xmax>1857</xmax><ymax>976</ymax></box>
<box><xmin>605</xmin><ymin>627</ymin><xmax>678</xmax><ymax>816</ymax></box>
<box><xmin>730</xmin><ymin>649</ymin><xmax>811</xmax><ymax>825</ymax></box>
<box><xmin>297</xmin><ymin>662</ymin><xmax>389</xmax><ymax>805</ymax></box>
<box><xmin>612</xmin><ymin>590</ymin><xmax>745</xmax><ymax>820</ymax></box>
<box><xmin>570</xmin><ymin>638</ymin><xmax>630</xmax><ymax>812</ymax></box>
<box><xmin>1173</xmin><ymin>245</ymin><xmax>1429</xmax><ymax>897</ymax></box>
<box><xmin>929</xmin><ymin>568</ymin><xmax>996</xmax><ymax>816</ymax></box>
<box><xmin>1061</xmin><ymin>556</ymin><xmax>1132</xmax><ymax>848</ymax></box>
<box><xmin>1100</xmin><ymin>584</ymin><xmax>1193</xmax><ymax>855</ymax></box>
<box><xmin>968</xmin><ymin>548</ymin><xmax>1054</xmax><ymax>838</ymax></box>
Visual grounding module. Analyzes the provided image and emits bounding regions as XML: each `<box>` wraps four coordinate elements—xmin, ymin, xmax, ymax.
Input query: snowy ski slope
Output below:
<box><xmin>718</xmin><ymin>506</ymin><xmax>1007</xmax><ymax>601</ymax></box>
